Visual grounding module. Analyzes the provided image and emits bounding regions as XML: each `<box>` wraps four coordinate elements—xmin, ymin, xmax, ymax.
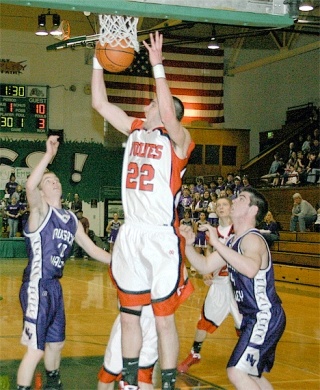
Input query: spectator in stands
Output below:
<box><xmin>11</xmin><ymin>185</ymin><xmax>24</xmax><ymax>202</ymax></box>
<box><xmin>178</xmin><ymin>186</ymin><xmax>193</xmax><ymax>220</ymax></box>
<box><xmin>314</xmin><ymin>207</ymin><xmax>320</xmax><ymax>232</ymax></box>
<box><xmin>71</xmin><ymin>193</ymin><xmax>82</xmax><ymax>214</ymax></box>
<box><xmin>242</xmin><ymin>175</ymin><xmax>252</xmax><ymax>189</ymax></box>
<box><xmin>286</xmin><ymin>150</ymin><xmax>297</xmax><ymax>169</ymax></box>
<box><xmin>191</xmin><ymin>192</ymin><xmax>201</xmax><ymax>222</ymax></box>
<box><xmin>261</xmin><ymin>153</ymin><xmax>282</xmax><ymax>186</ymax></box>
<box><xmin>189</xmin><ymin>183</ymin><xmax>195</xmax><ymax>195</ymax></box>
<box><xmin>70</xmin><ymin>210</ymin><xmax>90</xmax><ymax>259</ymax></box>
<box><xmin>195</xmin><ymin>177</ymin><xmax>204</xmax><ymax>195</ymax></box>
<box><xmin>313</xmin><ymin>127</ymin><xmax>320</xmax><ymax>142</ymax></box>
<box><xmin>301</xmin><ymin>134</ymin><xmax>312</xmax><ymax>155</ymax></box>
<box><xmin>233</xmin><ymin>176</ymin><xmax>243</xmax><ymax>198</ymax></box>
<box><xmin>310</xmin><ymin>138</ymin><xmax>320</xmax><ymax>155</ymax></box>
<box><xmin>297</xmin><ymin>134</ymin><xmax>304</xmax><ymax>152</ymax></box>
<box><xmin>288</xmin><ymin>141</ymin><xmax>296</xmax><ymax>160</ymax></box>
<box><xmin>5</xmin><ymin>196</ymin><xmax>23</xmax><ymax>238</ymax></box>
<box><xmin>215</xmin><ymin>176</ymin><xmax>225</xmax><ymax>197</ymax></box>
<box><xmin>207</xmin><ymin>192</ymin><xmax>218</xmax><ymax>226</ymax></box>
<box><xmin>195</xmin><ymin>190</ymin><xmax>211</xmax><ymax>216</ymax></box>
<box><xmin>208</xmin><ymin>180</ymin><xmax>218</xmax><ymax>195</ymax></box>
<box><xmin>225</xmin><ymin>173</ymin><xmax>235</xmax><ymax>191</ymax></box>
<box><xmin>5</xmin><ymin>173</ymin><xmax>19</xmax><ymax>199</ymax></box>
<box><xmin>282</xmin><ymin>164</ymin><xmax>299</xmax><ymax>186</ymax></box>
<box><xmin>225</xmin><ymin>186</ymin><xmax>234</xmax><ymax>200</ymax></box>
<box><xmin>289</xmin><ymin>193</ymin><xmax>317</xmax><ymax>232</ymax></box>
<box><xmin>259</xmin><ymin>211</ymin><xmax>279</xmax><ymax>247</ymax></box>
<box><xmin>296</xmin><ymin>150</ymin><xmax>308</xmax><ymax>172</ymax></box>
<box><xmin>305</xmin><ymin>151</ymin><xmax>320</xmax><ymax>184</ymax></box>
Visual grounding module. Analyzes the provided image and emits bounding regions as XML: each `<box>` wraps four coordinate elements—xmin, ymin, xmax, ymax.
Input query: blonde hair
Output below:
<box><xmin>264</xmin><ymin>211</ymin><xmax>276</xmax><ymax>223</ymax></box>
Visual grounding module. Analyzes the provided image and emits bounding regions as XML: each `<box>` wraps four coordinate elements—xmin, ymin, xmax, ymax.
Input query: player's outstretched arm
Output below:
<box><xmin>25</xmin><ymin>136</ymin><xmax>60</xmax><ymax>230</ymax></box>
<box><xmin>143</xmin><ymin>31</ymin><xmax>191</xmax><ymax>158</ymax></box>
<box><xmin>179</xmin><ymin>225</ymin><xmax>225</xmax><ymax>274</ymax></box>
<box><xmin>91</xmin><ymin>55</ymin><xmax>134</xmax><ymax>136</ymax></box>
<box><xmin>75</xmin><ymin>222</ymin><xmax>111</xmax><ymax>264</ymax></box>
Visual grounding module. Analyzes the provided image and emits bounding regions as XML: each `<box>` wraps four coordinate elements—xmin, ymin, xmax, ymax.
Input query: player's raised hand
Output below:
<box><xmin>198</xmin><ymin>224</ymin><xmax>219</xmax><ymax>247</ymax></box>
<box><xmin>143</xmin><ymin>31</ymin><xmax>164</xmax><ymax>67</ymax></box>
<box><xmin>46</xmin><ymin>135</ymin><xmax>60</xmax><ymax>158</ymax></box>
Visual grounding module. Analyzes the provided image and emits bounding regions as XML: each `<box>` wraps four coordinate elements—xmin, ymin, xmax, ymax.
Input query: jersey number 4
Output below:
<box><xmin>126</xmin><ymin>162</ymin><xmax>154</xmax><ymax>191</ymax></box>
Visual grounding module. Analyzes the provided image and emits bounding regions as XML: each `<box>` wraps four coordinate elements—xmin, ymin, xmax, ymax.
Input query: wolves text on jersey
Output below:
<box><xmin>130</xmin><ymin>141</ymin><xmax>163</xmax><ymax>159</ymax></box>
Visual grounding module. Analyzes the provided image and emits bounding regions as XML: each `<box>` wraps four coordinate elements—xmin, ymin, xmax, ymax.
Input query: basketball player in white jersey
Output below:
<box><xmin>178</xmin><ymin>197</ymin><xmax>242</xmax><ymax>373</ymax></box>
<box><xmin>92</xmin><ymin>31</ymin><xmax>195</xmax><ymax>390</ymax></box>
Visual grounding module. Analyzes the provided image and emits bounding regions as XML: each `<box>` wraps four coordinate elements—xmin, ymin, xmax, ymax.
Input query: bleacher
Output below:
<box><xmin>255</xmin><ymin>187</ymin><xmax>319</xmax><ymax>287</ymax></box>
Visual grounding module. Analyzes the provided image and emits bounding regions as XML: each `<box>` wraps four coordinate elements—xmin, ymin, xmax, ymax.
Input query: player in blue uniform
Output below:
<box><xmin>180</xmin><ymin>187</ymin><xmax>286</xmax><ymax>390</ymax></box>
<box><xmin>17</xmin><ymin>136</ymin><xmax>110</xmax><ymax>390</ymax></box>
<box><xmin>106</xmin><ymin>212</ymin><xmax>121</xmax><ymax>254</ymax></box>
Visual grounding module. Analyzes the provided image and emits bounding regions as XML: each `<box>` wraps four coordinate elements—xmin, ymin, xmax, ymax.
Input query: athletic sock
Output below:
<box><xmin>122</xmin><ymin>357</ymin><xmax>139</xmax><ymax>386</ymax></box>
<box><xmin>161</xmin><ymin>368</ymin><xmax>177</xmax><ymax>390</ymax></box>
<box><xmin>192</xmin><ymin>341</ymin><xmax>203</xmax><ymax>354</ymax></box>
<box><xmin>45</xmin><ymin>369</ymin><xmax>62</xmax><ymax>387</ymax></box>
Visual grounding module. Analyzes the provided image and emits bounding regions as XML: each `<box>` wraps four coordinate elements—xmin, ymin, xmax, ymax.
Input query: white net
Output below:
<box><xmin>99</xmin><ymin>15</ymin><xmax>139</xmax><ymax>52</ymax></box>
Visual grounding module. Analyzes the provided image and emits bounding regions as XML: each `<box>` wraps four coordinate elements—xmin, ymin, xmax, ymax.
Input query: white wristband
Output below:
<box><xmin>153</xmin><ymin>64</ymin><xmax>166</xmax><ymax>79</ymax></box>
<box><xmin>93</xmin><ymin>57</ymin><xmax>103</xmax><ymax>70</ymax></box>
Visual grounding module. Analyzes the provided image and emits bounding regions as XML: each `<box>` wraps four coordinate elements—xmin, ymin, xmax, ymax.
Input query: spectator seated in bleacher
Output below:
<box><xmin>281</xmin><ymin>164</ymin><xmax>299</xmax><ymax>186</ymax></box>
<box><xmin>258</xmin><ymin>211</ymin><xmax>280</xmax><ymax>247</ymax></box>
<box><xmin>314</xmin><ymin>208</ymin><xmax>320</xmax><ymax>232</ymax></box>
<box><xmin>261</xmin><ymin>153</ymin><xmax>285</xmax><ymax>186</ymax></box>
<box><xmin>290</xmin><ymin>193</ymin><xmax>317</xmax><ymax>232</ymax></box>
<box><xmin>306</xmin><ymin>151</ymin><xmax>320</xmax><ymax>185</ymax></box>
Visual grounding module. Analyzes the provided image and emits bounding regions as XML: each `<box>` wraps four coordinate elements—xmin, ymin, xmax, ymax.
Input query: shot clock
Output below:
<box><xmin>0</xmin><ymin>84</ymin><xmax>48</xmax><ymax>133</ymax></box>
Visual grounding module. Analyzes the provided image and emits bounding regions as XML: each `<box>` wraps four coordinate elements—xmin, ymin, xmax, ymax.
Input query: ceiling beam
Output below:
<box><xmin>0</xmin><ymin>0</ymin><xmax>294</xmax><ymax>28</ymax></box>
<box><xmin>225</xmin><ymin>40</ymin><xmax>320</xmax><ymax>75</ymax></box>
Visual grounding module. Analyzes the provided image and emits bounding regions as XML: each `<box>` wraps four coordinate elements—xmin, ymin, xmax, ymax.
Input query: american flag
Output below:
<box><xmin>104</xmin><ymin>45</ymin><xmax>224</xmax><ymax>125</ymax></box>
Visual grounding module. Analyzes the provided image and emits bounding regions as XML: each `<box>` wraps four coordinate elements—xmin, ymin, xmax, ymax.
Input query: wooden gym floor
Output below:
<box><xmin>0</xmin><ymin>258</ymin><xmax>319</xmax><ymax>390</ymax></box>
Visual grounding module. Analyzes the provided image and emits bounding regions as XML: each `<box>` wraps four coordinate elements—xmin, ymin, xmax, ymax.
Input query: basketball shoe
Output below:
<box><xmin>177</xmin><ymin>350</ymin><xmax>201</xmax><ymax>373</ymax></box>
<box><xmin>118</xmin><ymin>380</ymin><xmax>139</xmax><ymax>390</ymax></box>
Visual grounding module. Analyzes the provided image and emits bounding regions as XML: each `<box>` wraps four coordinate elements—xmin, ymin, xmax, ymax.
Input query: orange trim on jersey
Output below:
<box><xmin>218</xmin><ymin>265</ymin><xmax>229</xmax><ymax>277</ymax></box>
<box><xmin>197</xmin><ymin>316</ymin><xmax>218</xmax><ymax>333</ymax></box>
<box><xmin>138</xmin><ymin>367</ymin><xmax>154</xmax><ymax>384</ymax></box>
<box><xmin>153</xmin><ymin>276</ymin><xmax>194</xmax><ymax>316</ymax></box>
<box><xmin>98</xmin><ymin>366</ymin><xmax>120</xmax><ymax>383</ymax></box>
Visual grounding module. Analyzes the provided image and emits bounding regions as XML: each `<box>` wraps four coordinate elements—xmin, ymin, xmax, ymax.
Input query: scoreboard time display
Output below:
<box><xmin>0</xmin><ymin>84</ymin><xmax>48</xmax><ymax>133</ymax></box>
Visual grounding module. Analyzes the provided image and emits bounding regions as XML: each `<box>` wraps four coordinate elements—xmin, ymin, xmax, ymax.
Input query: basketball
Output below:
<box><xmin>95</xmin><ymin>41</ymin><xmax>135</xmax><ymax>73</ymax></box>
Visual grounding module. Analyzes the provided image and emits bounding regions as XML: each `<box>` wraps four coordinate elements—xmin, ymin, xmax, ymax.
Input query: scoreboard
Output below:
<box><xmin>0</xmin><ymin>84</ymin><xmax>48</xmax><ymax>133</ymax></box>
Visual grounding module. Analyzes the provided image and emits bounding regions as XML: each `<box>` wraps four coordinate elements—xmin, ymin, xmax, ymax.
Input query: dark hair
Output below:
<box><xmin>240</xmin><ymin>187</ymin><xmax>268</xmax><ymax>226</ymax></box>
<box><xmin>173</xmin><ymin>96</ymin><xmax>184</xmax><ymax>122</ymax></box>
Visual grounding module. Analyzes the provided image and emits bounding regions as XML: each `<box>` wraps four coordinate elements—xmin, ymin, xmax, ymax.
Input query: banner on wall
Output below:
<box><xmin>0</xmin><ymin>166</ymin><xmax>32</xmax><ymax>190</ymax></box>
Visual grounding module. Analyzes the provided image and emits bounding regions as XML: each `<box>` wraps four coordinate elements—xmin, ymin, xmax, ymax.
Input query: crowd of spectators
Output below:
<box><xmin>261</xmin><ymin>128</ymin><xmax>320</xmax><ymax>187</ymax></box>
<box><xmin>1</xmin><ymin>173</ymin><xmax>29</xmax><ymax>238</ymax></box>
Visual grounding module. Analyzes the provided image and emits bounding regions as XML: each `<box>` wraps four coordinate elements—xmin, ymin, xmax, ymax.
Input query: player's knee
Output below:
<box><xmin>227</xmin><ymin>367</ymin><xmax>243</xmax><ymax>385</ymax></box>
<box><xmin>26</xmin><ymin>347</ymin><xmax>44</xmax><ymax>362</ymax></box>
<box><xmin>155</xmin><ymin>313</ymin><xmax>175</xmax><ymax>332</ymax></box>
<box><xmin>46</xmin><ymin>341</ymin><xmax>65</xmax><ymax>353</ymax></box>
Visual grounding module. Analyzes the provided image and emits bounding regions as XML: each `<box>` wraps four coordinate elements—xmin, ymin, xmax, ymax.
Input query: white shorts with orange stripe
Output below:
<box><xmin>197</xmin><ymin>275</ymin><xmax>243</xmax><ymax>332</ymax></box>
<box><xmin>110</xmin><ymin>222</ymin><xmax>193</xmax><ymax>316</ymax></box>
<box><xmin>98</xmin><ymin>305</ymin><xmax>157</xmax><ymax>384</ymax></box>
